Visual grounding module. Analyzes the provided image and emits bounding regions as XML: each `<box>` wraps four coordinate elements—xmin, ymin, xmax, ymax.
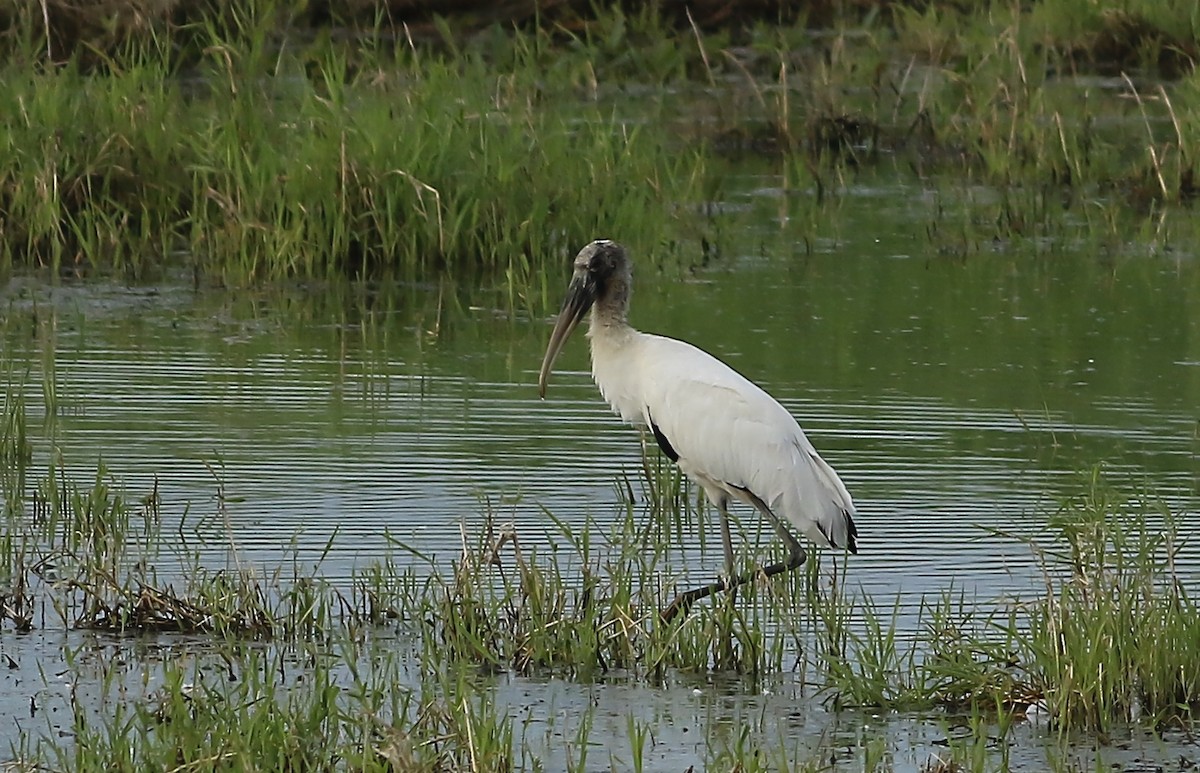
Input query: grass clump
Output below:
<box><xmin>1021</xmin><ymin>470</ymin><xmax>1198</xmax><ymax>731</ymax></box>
<box><xmin>0</xmin><ymin>422</ymin><xmax>345</xmax><ymax>640</ymax></box>
<box><xmin>391</xmin><ymin>502</ymin><xmax>794</xmax><ymax>681</ymax></box>
<box><xmin>696</xmin><ymin>2</ymin><xmax>1199</xmax><ymax>240</ymax></box>
<box><xmin>38</xmin><ymin>631</ymin><xmax>519</xmax><ymax>771</ymax></box>
<box><xmin>1027</xmin><ymin>0</ymin><xmax>1200</xmax><ymax>79</ymax></box>
<box><xmin>822</xmin><ymin>468</ymin><xmax>1198</xmax><ymax>733</ymax></box>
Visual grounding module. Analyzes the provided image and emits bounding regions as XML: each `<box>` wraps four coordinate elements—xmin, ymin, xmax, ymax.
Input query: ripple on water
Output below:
<box><xmin>23</xmin><ymin>339</ymin><xmax>1194</xmax><ymax>629</ymax></box>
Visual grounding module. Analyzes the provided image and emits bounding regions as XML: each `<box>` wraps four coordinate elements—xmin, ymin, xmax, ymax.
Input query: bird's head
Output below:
<box><xmin>538</xmin><ymin>239</ymin><xmax>630</xmax><ymax>398</ymax></box>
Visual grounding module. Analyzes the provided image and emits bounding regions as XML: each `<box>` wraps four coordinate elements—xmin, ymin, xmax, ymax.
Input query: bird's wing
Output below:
<box><xmin>635</xmin><ymin>334</ymin><xmax>857</xmax><ymax>551</ymax></box>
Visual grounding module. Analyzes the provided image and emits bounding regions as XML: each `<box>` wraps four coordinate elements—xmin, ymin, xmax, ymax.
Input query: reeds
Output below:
<box><xmin>0</xmin><ymin>8</ymin><xmax>713</xmax><ymax>287</ymax></box>
<box><xmin>4</xmin><ymin>3</ymin><xmax>1199</xmax><ymax>290</ymax></box>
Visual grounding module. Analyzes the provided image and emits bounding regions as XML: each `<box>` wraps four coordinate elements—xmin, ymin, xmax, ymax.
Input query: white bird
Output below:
<box><xmin>538</xmin><ymin>239</ymin><xmax>858</xmax><ymax>621</ymax></box>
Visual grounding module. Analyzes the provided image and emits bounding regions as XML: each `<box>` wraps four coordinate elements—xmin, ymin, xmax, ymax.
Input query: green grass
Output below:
<box><xmin>30</xmin><ymin>632</ymin><xmax>520</xmax><ymax>771</ymax></box>
<box><xmin>0</xmin><ymin>36</ymin><xmax>713</xmax><ymax>290</ymax></box>
<box><xmin>819</xmin><ymin>468</ymin><xmax>1199</xmax><ymax>733</ymax></box>
<box><xmin>2</xmin><ymin>2</ymin><xmax>1199</xmax><ymax>294</ymax></box>
<box><xmin>1019</xmin><ymin>472</ymin><xmax>1198</xmax><ymax>731</ymax></box>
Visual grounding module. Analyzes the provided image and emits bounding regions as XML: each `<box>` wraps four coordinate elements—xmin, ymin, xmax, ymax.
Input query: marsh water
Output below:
<box><xmin>2</xmin><ymin>167</ymin><xmax>1199</xmax><ymax>768</ymax></box>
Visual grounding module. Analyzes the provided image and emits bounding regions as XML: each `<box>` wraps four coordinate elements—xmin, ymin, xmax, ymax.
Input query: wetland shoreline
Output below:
<box><xmin>1</xmin><ymin>1</ymin><xmax>1198</xmax><ymax>287</ymax></box>
<box><xmin>1</xmin><ymin>1</ymin><xmax>1198</xmax><ymax>770</ymax></box>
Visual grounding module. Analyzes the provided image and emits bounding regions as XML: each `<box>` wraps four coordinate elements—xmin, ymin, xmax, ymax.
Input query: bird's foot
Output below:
<box><xmin>659</xmin><ymin>554</ymin><xmax>806</xmax><ymax>624</ymax></box>
<box><xmin>659</xmin><ymin>570</ymin><xmax>751</xmax><ymax>623</ymax></box>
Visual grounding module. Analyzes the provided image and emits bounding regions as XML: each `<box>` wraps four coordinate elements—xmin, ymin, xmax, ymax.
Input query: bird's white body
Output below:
<box><xmin>588</xmin><ymin>319</ymin><xmax>856</xmax><ymax>551</ymax></box>
<box><xmin>539</xmin><ymin>239</ymin><xmax>857</xmax><ymax>618</ymax></box>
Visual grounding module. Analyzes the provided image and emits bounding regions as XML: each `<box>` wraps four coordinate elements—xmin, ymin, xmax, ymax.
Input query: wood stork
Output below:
<box><xmin>538</xmin><ymin>239</ymin><xmax>858</xmax><ymax>621</ymax></box>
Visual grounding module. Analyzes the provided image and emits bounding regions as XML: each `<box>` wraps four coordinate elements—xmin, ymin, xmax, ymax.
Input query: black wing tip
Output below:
<box><xmin>845</xmin><ymin>511</ymin><xmax>859</xmax><ymax>554</ymax></box>
<box><xmin>815</xmin><ymin>513</ymin><xmax>858</xmax><ymax>555</ymax></box>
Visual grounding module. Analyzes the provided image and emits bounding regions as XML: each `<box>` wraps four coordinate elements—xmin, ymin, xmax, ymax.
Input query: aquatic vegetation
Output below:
<box><xmin>0</xmin><ymin>357</ymin><xmax>1198</xmax><ymax>769</ymax></box>
<box><xmin>22</xmin><ymin>631</ymin><xmax>519</xmax><ymax>771</ymax></box>
<box><xmin>1026</xmin><ymin>0</ymin><xmax>1200</xmax><ymax>78</ymax></box>
<box><xmin>0</xmin><ymin>45</ymin><xmax>712</xmax><ymax>288</ymax></box>
<box><xmin>677</xmin><ymin>3</ymin><xmax>1200</xmax><ymax>259</ymax></box>
<box><xmin>760</xmin><ymin>16</ymin><xmax>1197</xmax><ymax>200</ymax></box>
<box><xmin>1018</xmin><ymin>471</ymin><xmax>1198</xmax><ymax>732</ymax></box>
<box><xmin>822</xmin><ymin>468</ymin><xmax>1200</xmax><ymax>733</ymax></box>
<box><xmin>0</xmin><ymin>5</ymin><xmax>719</xmax><ymax>288</ymax></box>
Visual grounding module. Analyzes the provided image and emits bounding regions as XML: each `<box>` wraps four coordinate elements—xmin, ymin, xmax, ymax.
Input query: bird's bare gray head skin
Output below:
<box><xmin>538</xmin><ymin>239</ymin><xmax>632</xmax><ymax>398</ymax></box>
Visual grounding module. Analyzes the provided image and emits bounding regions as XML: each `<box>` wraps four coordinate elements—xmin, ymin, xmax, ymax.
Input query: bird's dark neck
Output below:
<box><xmin>589</xmin><ymin>279</ymin><xmax>631</xmax><ymax>332</ymax></box>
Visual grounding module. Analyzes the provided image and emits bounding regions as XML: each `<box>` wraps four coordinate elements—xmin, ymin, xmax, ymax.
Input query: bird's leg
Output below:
<box><xmin>713</xmin><ymin>503</ymin><xmax>739</xmax><ymax>666</ymax></box>
<box><xmin>661</xmin><ymin>499</ymin><xmax>744</xmax><ymax>623</ymax></box>
<box><xmin>718</xmin><ymin>501</ymin><xmax>738</xmax><ymax>606</ymax></box>
<box><xmin>660</xmin><ymin>572</ymin><xmax>740</xmax><ymax>623</ymax></box>
<box><xmin>660</xmin><ymin>498</ymin><xmax>807</xmax><ymax>624</ymax></box>
<box><xmin>751</xmin><ymin>497</ymin><xmax>808</xmax><ymax>577</ymax></box>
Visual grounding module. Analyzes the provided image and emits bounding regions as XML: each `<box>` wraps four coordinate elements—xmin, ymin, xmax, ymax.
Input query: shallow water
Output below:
<box><xmin>5</xmin><ymin>180</ymin><xmax>1196</xmax><ymax>596</ymax></box>
<box><xmin>1</xmin><ymin>170</ymin><xmax>1198</xmax><ymax>767</ymax></box>
<box><xmin>3</xmin><ymin>629</ymin><xmax>1194</xmax><ymax>771</ymax></box>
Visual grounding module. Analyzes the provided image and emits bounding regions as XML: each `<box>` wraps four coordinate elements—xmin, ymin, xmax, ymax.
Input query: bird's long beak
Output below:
<box><xmin>538</xmin><ymin>274</ymin><xmax>595</xmax><ymax>398</ymax></box>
